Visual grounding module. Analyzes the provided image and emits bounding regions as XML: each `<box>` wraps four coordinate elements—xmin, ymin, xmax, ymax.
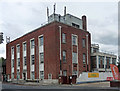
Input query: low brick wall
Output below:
<box><xmin>110</xmin><ymin>80</ymin><xmax>120</xmax><ymax>87</ymax></box>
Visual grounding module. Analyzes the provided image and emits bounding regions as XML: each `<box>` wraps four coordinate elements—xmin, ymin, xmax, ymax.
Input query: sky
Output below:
<box><xmin>0</xmin><ymin>0</ymin><xmax>118</xmax><ymax>59</ymax></box>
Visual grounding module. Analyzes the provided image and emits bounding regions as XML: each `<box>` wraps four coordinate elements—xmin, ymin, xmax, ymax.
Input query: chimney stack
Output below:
<box><xmin>82</xmin><ymin>15</ymin><xmax>87</xmax><ymax>31</ymax></box>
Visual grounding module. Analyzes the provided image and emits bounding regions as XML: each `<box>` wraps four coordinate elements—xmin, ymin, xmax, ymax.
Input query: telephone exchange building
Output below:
<box><xmin>6</xmin><ymin>13</ymin><xmax>91</xmax><ymax>84</ymax></box>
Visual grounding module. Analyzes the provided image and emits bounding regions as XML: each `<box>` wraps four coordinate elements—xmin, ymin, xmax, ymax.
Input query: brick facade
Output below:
<box><xmin>6</xmin><ymin>21</ymin><xmax>91</xmax><ymax>83</ymax></box>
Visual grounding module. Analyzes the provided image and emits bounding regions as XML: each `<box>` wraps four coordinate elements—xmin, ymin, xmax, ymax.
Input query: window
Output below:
<box><xmin>12</xmin><ymin>47</ymin><xmax>14</xmax><ymax>55</ymax></box>
<box><xmin>83</xmin><ymin>53</ymin><xmax>86</xmax><ymax>64</ymax></box>
<box><xmin>82</xmin><ymin>38</ymin><xmax>86</xmax><ymax>48</ymax></box>
<box><xmin>12</xmin><ymin>73</ymin><xmax>14</xmax><ymax>79</ymax></box>
<box><xmin>18</xmin><ymin>58</ymin><xmax>20</xmax><ymax>66</ymax></box>
<box><xmin>40</xmin><ymin>71</ymin><xmax>44</xmax><ymax>80</ymax></box>
<box><xmin>39</xmin><ymin>36</ymin><xmax>43</xmax><ymax>46</ymax></box>
<box><xmin>12</xmin><ymin>59</ymin><xmax>14</xmax><ymax>67</ymax></box>
<box><xmin>99</xmin><ymin>56</ymin><xmax>104</xmax><ymax>68</ymax></box>
<box><xmin>72</xmin><ymin>35</ymin><xmax>77</xmax><ymax>45</ymax></box>
<box><xmin>31</xmin><ymin>40</ymin><xmax>35</xmax><ymax>49</ymax></box>
<box><xmin>63</xmin><ymin>70</ymin><xmax>67</xmax><ymax>76</ymax></box>
<box><xmin>48</xmin><ymin>74</ymin><xmax>52</xmax><ymax>79</ymax></box>
<box><xmin>17</xmin><ymin>45</ymin><xmax>20</xmax><ymax>53</ymax></box>
<box><xmin>106</xmin><ymin>57</ymin><xmax>110</xmax><ymax>68</ymax></box>
<box><xmin>62</xmin><ymin>33</ymin><xmax>66</xmax><ymax>43</ymax></box>
<box><xmin>17</xmin><ymin>72</ymin><xmax>20</xmax><ymax>79</ymax></box>
<box><xmin>73</xmin><ymin>70</ymin><xmax>77</xmax><ymax>75</ymax></box>
<box><xmin>112</xmin><ymin>58</ymin><xmax>116</xmax><ymax>65</ymax></box>
<box><xmin>72</xmin><ymin>23</ymin><xmax>79</xmax><ymax>28</ymax></box>
<box><xmin>63</xmin><ymin>51</ymin><xmax>66</xmax><ymax>62</ymax></box>
<box><xmin>31</xmin><ymin>55</ymin><xmax>35</xmax><ymax>65</ymax></box>
<box><xmin>24</xmin><ymin>57</ymin><xmax>27</xmax><ymax>66</ymax></box>
<box><xmin>72</xmin><ymin>52</ymin><xmax>77</xmax><ymax>63</ymax></box>
<box><xmin>40</xmin><ymin>53</ymin><xmax>44</xmax><ymax>63</ymax></box>
<box><xmin>23</xmin><ymin>43</ymin><xmax>26</xmax><ymax>51</ymax></box>
<box><xmin>32</xmin><ymin>72</ymin><xmax>34</xmax><ymax>80</ymax></box>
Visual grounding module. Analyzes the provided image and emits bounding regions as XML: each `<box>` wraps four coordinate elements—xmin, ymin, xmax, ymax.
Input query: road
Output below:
<box><xmin>1</xmin><ymin>82</ymin><xmax>120</xmax><ymax>91</ymax></box>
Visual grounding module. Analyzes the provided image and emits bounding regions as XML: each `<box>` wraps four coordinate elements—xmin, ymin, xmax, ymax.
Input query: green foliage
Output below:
<box><xmin>0</xmin><ymin>57</ymin><xmax>5</xmax><ymax>65</ymax></box>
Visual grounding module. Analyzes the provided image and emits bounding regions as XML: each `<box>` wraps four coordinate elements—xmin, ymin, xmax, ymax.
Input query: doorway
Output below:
<box><xmin>23</xmin><ymin>73</ymin><xmax>26</xmax><ymax>80</ymax></box>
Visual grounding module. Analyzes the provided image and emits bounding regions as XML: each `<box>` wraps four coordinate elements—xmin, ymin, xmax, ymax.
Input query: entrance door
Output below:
<box><xmin>23</xmin><ymin>73</ymin><xmax>26</xmax><ymax>80</ymax></box>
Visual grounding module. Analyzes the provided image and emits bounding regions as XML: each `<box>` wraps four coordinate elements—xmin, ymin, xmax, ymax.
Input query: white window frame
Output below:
<box><xmin>72</xmin><ymin>34</ymin><xmax>77</xmax><ymax>46</ymax></box>
<box><xmin>62</xmin><ymin>33</ymin><xmax>66</xmax><ymax>43</ymax></box>
<box><xmin>63</xmin><ymin>70</ymin><xmax>67</xmax><ymax>76</ymax></box>
<box><xmin>63</xmin><ymin>50</ymin><xmax>66</xmax><ymax>62</ymax></box>
<box><xmin>83</xmin><ymin>53</ymin><xmax>86</xmax><ymax>64</ymax></box>
<box><xmin>72</xmin><ymin>52</ymin><xmax>77</xmax><ymax>64</ymax></box>
<box><xmin>23</xmin><ymin>41</ymin><xmax>27</xmax><ymax>66</ymax></box>
<box><xmin>39</xmin><ymin>36</ymin><xmax>44</xmax><ymax>46</ymax></box>
<box><xmin>48</xmin><ymin>73</ymin><xmax>52</xmax><ymax>79</ymax></box>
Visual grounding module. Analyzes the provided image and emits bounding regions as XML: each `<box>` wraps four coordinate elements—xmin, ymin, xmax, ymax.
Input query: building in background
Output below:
<box><xmin>6</xmin><ymin>10</ymin><xmax>91</xmax><ymax>84</ymax></box>
<box><xmin>91</xmin><ymin>44</ymin><xmax>117</xmax><ymax>72</ymax></box>
<box><xmin>2</xmin><ymin>59</ymin><xmax>6</xmax><ymax>82</ymax></box>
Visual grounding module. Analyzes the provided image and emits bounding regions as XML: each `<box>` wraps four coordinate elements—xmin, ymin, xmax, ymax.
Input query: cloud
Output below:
<box><xmin>0</xmin><ymin>1</ymin><xmax>118</xmax><ymax>58</ymax></box>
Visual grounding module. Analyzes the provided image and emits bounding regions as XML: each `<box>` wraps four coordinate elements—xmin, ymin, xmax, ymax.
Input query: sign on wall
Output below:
<box><xmin>88</xmin><ymin>73</ymin><xmax>99</xmax><ymax>78</ymax></box>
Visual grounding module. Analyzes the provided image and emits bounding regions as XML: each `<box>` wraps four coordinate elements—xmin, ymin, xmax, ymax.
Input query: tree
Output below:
<box><xmin>0</xmin><ymin>57</ymin><xmax>5</xmax><ymax>66</ymax></box>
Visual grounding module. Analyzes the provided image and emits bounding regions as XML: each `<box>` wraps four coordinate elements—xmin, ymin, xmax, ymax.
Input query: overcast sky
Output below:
<box><xmin>0</xmin><ymin>0</ymin><xmax>118</xmax><ymax>59</ymax></box>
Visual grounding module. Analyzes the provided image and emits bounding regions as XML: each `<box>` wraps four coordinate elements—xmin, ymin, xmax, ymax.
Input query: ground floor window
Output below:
<box><xmin>11</xmin><ymin>73</ymin><xmax>14</xmax><ymax>79</ymax></box>
<box><xmin>40</xmin><ymin>71</ymin><xmax>44</xmax><ymax>80</ymax></box>
<box><xmin>63</xmin><ymin>70</ymin><xmax>67</xmax><ymax>76</ymax></box>
<box><xmin>17</xmin><ymin>72</ymin><xmax>20</xmax><ymax>80</ymax></box>
<box><xmin>48</xmin><ymin>73</ymin><xmax>52</xmax><ymax>79</ymax></box>
<box><xmin>72</xmin><ymin>70</ymin><xmax>77</xmax><ymax>75</ymax></box>
<box><xmin>32</xmin><ymin>72</ymin><xmax>34</xmax><ymax>80</ymax></box>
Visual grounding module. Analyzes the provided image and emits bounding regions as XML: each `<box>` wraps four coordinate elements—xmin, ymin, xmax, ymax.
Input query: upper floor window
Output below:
<box><xmin>72</xmin><ymin>35</ymin><xmax>77</xmax><ymax>45</ymax></box>
<box><xmin>39</xmin><ymin>36</ymin><xmax>43</xmax><ymax>46</ymax></box>
<box><xmin>63</xmin><ymin>50</ymin><xmax>66</xmax><ymax>62</ymax></box>
<box><xmin>82</xmin><ymin>38</ymin><xmax>86</xmax><ymax>48</ymax></box>
<box><xmin>62</xmin><ymin>33</ymin><xmax>66</xmax><ymax>43</ymax></box>
<box><xmin>72</xmin><ymin>23</ymin><xmax>79</xmax><ymax>28</ymax></box>
<box><xmin>23</xmin><ymin>43</ymin><xmax>26</xmax><ymax>51</ymax></box>
<box><xmin>18</xmin><ymin>58</ymin><xmax>20</xmax><ymax>66</ymax></box>
<box><xmin>11</xmin><ymin>47</ymin><xmax>14</xmax><ymax>55</ymax></box>
<box><xmin>17</xmin><ymin>45</ymin><xmax>20</xmax><ymax>53</ymax></box>
<box><xmin>31</xmin><ymin>55</ymin><xmax>35</xmax><ymax>65</ymax></box>
<box><xmin>31</xmin><ymin>40</ymin><xmax>35</xmax><ymax>49</ymax></box>
<box><xmin>40</xmin><ymin>53</ymin><xmax>44</xmax><ymax>63</ymax></box>
<box><xmin>72</xmin><ymin>52</ymin><xmax>77</xmax><ymax>63</ymax></box>
<box><xmin>24</xmin><ymin>57</ymin><xmax>27</xmax><ymax>66</ymax></box>
<box><xmin>12</xmin><ymin>59</ymin><xmax>14</xmax><ymax>67</ymax></box>
<box><xmin>83</xmin><ymin>53</ymin><xmax>86</xmax><ymax>64</ymax></box>
<box><xmin>112</xmin><ymin>58</ymin><xmax>116</xmax><ymax>65</ymax></box>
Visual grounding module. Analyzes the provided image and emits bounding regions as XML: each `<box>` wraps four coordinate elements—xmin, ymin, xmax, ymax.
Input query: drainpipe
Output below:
<box><xmin>86</xmin><ymin>34</ymin><xmax>88</xmax><ymax>71</ymax></box>
<box><xmin>59</xmin><ymin>26</ymin><xmax>62</xmax><ymax>75</ymax></box>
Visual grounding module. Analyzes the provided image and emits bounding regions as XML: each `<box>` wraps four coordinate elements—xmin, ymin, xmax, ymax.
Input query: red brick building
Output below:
<box><xmin>6</xmin><ymin>13</ymin><xmax>91</xmax><ymax>84</ymax></box>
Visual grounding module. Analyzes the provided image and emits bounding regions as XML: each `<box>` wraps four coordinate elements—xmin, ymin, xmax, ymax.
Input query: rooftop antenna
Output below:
<box><xmin>47</xmin><ymin>7</ymin><xmax>49</xmax><ymax>22</ymax></box>
<box><xmin>64</xmin><ymin>6</ymin><xmax>66</xmax><ymax>16</ymax></box>
<box><xmin>47</xmin><ymin>7</ymin><xmax>49</xmax><ymax>17</ymax></box>
<box><xmin>53</xmin><ymin>3</ymin><xmax>56</xmax><ymax>14</ymax></box>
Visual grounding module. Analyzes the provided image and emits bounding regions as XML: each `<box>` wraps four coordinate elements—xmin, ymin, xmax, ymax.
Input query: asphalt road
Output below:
<box><xmin>1</xmin><ymin>82</ymin><xmax>120</xmax><ymax>91</ymax></box>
